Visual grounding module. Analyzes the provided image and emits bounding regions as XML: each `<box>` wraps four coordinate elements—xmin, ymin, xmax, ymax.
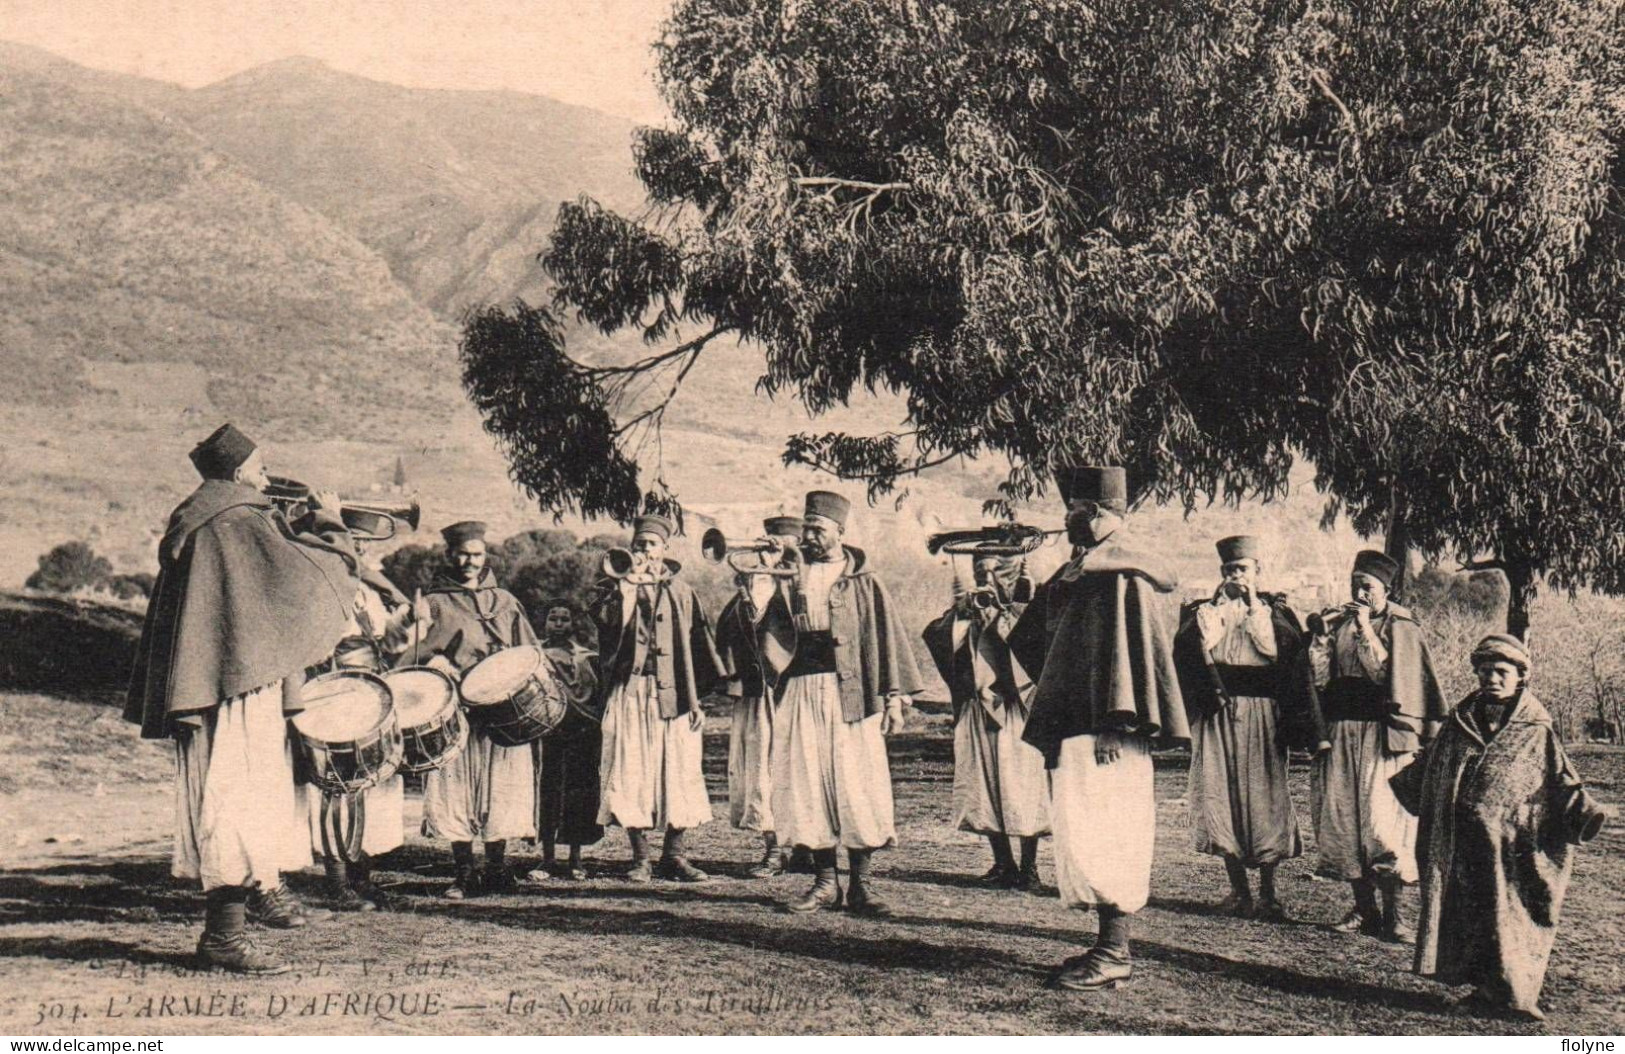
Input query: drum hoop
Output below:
<box><xmin>461</xmin><ymin>645</ymin><xmax>544</xmax><ymax>706</ymax></box>
<box><xmin>295</xmin><ymin>670</ymin><xmax>397</xmax><ymax>745</ymax></box>
<box><xmin>383</xmin><ymin>665</ymin><xmax>461</xmax><ymax>725</ymax></box>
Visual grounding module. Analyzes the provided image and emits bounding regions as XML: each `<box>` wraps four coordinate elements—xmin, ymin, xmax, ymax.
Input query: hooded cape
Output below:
<box><xmin>923</xmin><ymin>594</ymin><xmax>1031</xmax><ymax>725</ymax></box>
<box><xmin>715</xmin><ymin>578</ymin><xmax>798</xmax><ymax>700</ymax></box>
<box><xmin>1304</xmin><ymin>603</ymin><xmax>1447</xmax><ymax>754</ymax></box>
<box><xmin>589</xmin><ymin>565</ymin><xmax>724</xmax><ymax>718</ymax></box>
<box><xmin>125</xmin><ymin>480</ymin><xmax>358</xmax><ymax>739</ymax></box>
<box><xmin>414</xmin><ymin>568</ymin><xmax>537</xmax><ymax>671</ymax></box>
<box><xmin>1012</xmin><ymin>541</ymin><xmax>1188</xmax><ymax>764</ymax></box>
<box><xmin>1172</xmin><ymin>594</ymin><xmax>1314</xmax><ymax>745</ymax></box>
<box><xmin>1391</xmin><ymin>691</ymin><xmax>1608</xmax><ymax>1013</ymax></box>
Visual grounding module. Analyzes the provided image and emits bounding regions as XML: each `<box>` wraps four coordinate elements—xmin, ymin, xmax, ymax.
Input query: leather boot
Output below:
<box><xmin>844</xmin><ymin>848</ymin><xmax>891</xmax><ymax>916</ymax></box>
<box><xmin>445</xmin><ymin>842</ymin><xmax>478</xmax><ymax>900</ymax></box>
<box><xmin>247</xmin><ymin>882</ymin><xmax>328</xmax><ymax>928</ymax></box>
<box><xmin>1216</xmin><ymin>856</ymin><xmax>1254</xmax><ymax>917</ymax></box>
<box><xmin>786</xmin><ymin>847</ymin><xmax>842</xmax><ymax>913</ymax></box>
<box><xmin>1254</xmin><ymin>864</ymin><xmax>1288</xmax><ymax>922</ymax></box>
<box><xmin>1014</xmin><ymin>836</ymin><xmax>1042</xmax><ymax>891</ymax></box>
<box><xmin>1379</xmin><ymin>876</ymin><xmax>1414</xmax><ymax>943</ymax></box>
<box><xmin>626</xmin><ymin>828</ymin><xmax>653</xmax><ymax>883</ymax></box>
<box><xmin>656</xmin><ymin>827</ymin><xmax>710</xmax><ymax>882</ymax></box>
<box><xmin>323</xmin><ymin>855</ymin><xmax>373</xmax><ymax>911</ymax></box>
<box><xmin>1330</xmin><ymin>877</ymin><xmax>1382</xmax><ymax>935</ymax></box>
<box><xmin>197</xmin><ymin>887</ymin><xmax>288</xmax><ymax>975</ymax></box>
<box><xmin>1051</xmin><ymin>909</ymin><xmax>1133</xmax><ymax>991</ymax></box>
<box><xmin>350</xmin><ymin>854</ymin><xmax>402</xmax><ymax>911</ymax></box>
<box><xmin>748</xmin><ymin>833</ymin><xmax>785</xmax><ymax>879</ymax></box>
<box><xmin>484</xmin><ymin>840</ymin><xmax>518</xmax><ymax>894</ymax></box>
<box><xmin>980</xmin><ymin>836</ymin><xmax>1018</xmax><ymax>886</ymax></box>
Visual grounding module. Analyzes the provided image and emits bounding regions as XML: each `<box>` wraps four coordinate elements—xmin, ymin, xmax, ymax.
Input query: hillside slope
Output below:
<box><xmin>168</xmin><ymin>57</ymin><xmax>647</xmax><ymax>316</ymax></box>
<box><xmin>0</xmin><ymin>58</ymin><xmax>480</xmax><ymax>581</ymax></box>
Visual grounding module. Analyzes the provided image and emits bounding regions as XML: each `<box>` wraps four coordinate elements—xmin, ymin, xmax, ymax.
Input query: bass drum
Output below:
<box><xmin>459</xmin><ymin>645</ymin><xmax>568</xmax><ymax>746</ymax></box>
<box><xmin>292</xmin><ymin>671</ymin><xmax>403</xmax><ymax>795</ymax></box>
<box><xmin>384</xmin><ymin>665</ymin><xmax>468</xmax><ymax>773</ymax></box>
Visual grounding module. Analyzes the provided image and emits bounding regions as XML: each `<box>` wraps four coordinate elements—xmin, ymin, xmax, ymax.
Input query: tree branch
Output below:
<box><xmin>792</xmin><ymin>177</ymin><xmax>913</xmax><ymax>193</ymax></box>
<box><xmin>1309</xmin><ymin>69</ymin><xmax>1363</xmax><ymax>167</ymax></box>
<box><xmin>790</xmin><ymin>450</ymin><xmax>962</xmax><ymax>481</ymax></box>
<box><xmin>587</xmin><ymin>325</ymin><xmax>730</xmax><ymax>378</ymax></box>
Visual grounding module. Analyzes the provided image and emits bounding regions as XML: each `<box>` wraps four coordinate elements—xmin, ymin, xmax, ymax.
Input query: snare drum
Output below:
<box><xmin>384</xmin><ymin>666</ymin><xmax>468</xmax><ymax>773</ymax></box>
<box><xmin>292</xmin><ymin>671</ymin><xmax>403</xmax><ymax>795</ymax></box>
<box><xmin>459</xmin><ymin>645</ymin><xmax>568</xmax><ymax>746</ymax></box>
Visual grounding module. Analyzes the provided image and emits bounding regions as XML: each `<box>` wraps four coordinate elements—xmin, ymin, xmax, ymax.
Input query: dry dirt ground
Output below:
<box><xmin>1</xmin><ymin>690</ymin><xmax>1621</xmax><ymax>1037</ymax></box>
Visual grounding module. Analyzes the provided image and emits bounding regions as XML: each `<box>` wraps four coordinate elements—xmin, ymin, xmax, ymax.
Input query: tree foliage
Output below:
<box><xmin>460</xmin><ymin>0</ymin><xmax>1625</xmax><ymax>633</ymax></box>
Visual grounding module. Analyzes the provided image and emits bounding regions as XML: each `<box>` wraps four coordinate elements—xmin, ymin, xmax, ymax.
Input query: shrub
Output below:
<box><xmin>25</xmin><ymin>540</ymin><xmax>113</xmax><ymax>594</ymax></box>
<box><xmin>380</xmin><ymin>543</ymin><xmax>444</xmax><ymax>596</ymax></box>
<box><xmin>109</xmin><ymin>572</ymin><xmax>155</xmax><ymax>600</ymax></box>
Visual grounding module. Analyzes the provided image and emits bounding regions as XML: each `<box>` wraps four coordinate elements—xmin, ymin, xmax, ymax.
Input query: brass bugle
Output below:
<box><xmin>264</xmin><ymin>475</ymin><xmax>422</xmax><ymax>542</ymax></box>
<box><xmin>926</xmin><ymin>523</ymin><xmax>1062</xmax><ymax>556</ymax></box>
<box><xmin>602</xmin><ymin>546</ymin><xmax>637</xmax><ymax>579</ymax></box>
<box><xmin>700</xmin><ymin>527</ymin><xmax>802</xmax><ymax>578</ymax></box>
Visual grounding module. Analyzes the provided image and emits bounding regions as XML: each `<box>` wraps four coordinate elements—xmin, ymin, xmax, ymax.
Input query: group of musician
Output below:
<box><xmin>127</xmin><ymin>424</ymin><xmax>1607</xmax><ymax>1021</ymax></box>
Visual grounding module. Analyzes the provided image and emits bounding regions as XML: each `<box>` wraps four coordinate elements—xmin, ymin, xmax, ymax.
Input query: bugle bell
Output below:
<box><xmin>602</xmin><ymin>547</ymin><xmax>637</xmax><ymax>579</ymax></box>
<box><xmin>265</xmin><ymin>475</ymin><xmax>422</xmax><ymax>542</ymax></box>
<box><xmin>700</xmin><ymin>527</ymin><xmax>802</xmax><ymax>578</ymax></box>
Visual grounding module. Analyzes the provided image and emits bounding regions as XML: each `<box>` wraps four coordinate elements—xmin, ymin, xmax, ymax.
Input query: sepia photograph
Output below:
<box><xmin>0</xmin><ymin>0</ymin><xmax>1621</xmax><ymax>1040</ymax></box>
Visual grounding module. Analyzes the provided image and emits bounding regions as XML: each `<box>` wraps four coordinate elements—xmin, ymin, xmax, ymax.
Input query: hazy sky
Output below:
<box><xmin>0</xmin><ymin>0</ymin><xmax>674</xmax><ymax>123</ymax></box>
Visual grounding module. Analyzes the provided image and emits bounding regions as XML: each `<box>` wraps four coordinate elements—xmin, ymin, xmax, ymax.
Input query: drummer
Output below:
<box><xmin>301</xmin><ymin>537</ymin><xmax>431</xmax><ymax>911</ymax></box>
<box><xmin>418</xmin><ymin>521</ymin><xmax>541</xmax><ymax>899</ymax></box>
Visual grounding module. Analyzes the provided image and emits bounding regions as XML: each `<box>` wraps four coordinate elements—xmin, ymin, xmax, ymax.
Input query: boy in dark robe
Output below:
<box><xmin>1392</xmin><ymin>634</ymin><xmax>1610</xmax><ymax>1021</ymax></box>
<box><xmin>528</xmin><ymin>603</ymin><xmax>603</xmax><ymax>881</ymax></box>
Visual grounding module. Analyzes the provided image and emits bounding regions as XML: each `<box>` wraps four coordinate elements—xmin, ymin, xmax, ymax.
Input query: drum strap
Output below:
<box><xmin>320</xmin><ymin>791</ymin><xmax>367</xmax><ymax>863</ymax></box>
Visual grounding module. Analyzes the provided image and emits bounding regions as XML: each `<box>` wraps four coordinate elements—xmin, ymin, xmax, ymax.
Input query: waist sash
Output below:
<box><xmin>1320</xmin><ymin>676</ymin><xmax>1390</xmax><ymax>723</ymax></box>
<box><xmin>1211</xmin><ymin>663</ymin><xmax>1279</xmax><ymax>700</ymax></box>
<box><xmin>783</xmin><ymin>631</ymin><xmax>839</xmax><ymax>679</ymax></box>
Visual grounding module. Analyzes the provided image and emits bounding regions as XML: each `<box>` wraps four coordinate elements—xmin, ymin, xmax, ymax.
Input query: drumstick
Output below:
<box><xmin>411</xmin><ymin>588</ymin><xmax>424</xmax><ymax>667</ymax></box>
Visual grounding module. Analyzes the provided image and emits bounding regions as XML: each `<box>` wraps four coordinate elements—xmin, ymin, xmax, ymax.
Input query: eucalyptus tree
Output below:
<box><xmin>461</xmin><ymin>0</ymin><xmax>1625</xmax><ymax>637</ymax></box>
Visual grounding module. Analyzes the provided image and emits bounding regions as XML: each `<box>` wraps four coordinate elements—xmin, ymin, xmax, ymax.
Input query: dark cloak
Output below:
<box><xmin>414</xmin><ymin>568</ymin><xmax>538</xmax><ymax>671</ymax></box>
<box><xmin>1172</xmin><ymin>594</ymin><xmax>1315</xmax><ymax>746</ymax></box>
<box><xmin>125</xmin><ymin>480</ymin><xmax>358</xmax><ymax>738</ymax></box>
<box><xmin>1012</xmin><ymin>542</ymin><xmax>1188</xmax><ymax>765</ymax></box>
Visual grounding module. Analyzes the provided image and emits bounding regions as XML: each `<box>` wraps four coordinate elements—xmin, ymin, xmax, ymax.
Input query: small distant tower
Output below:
<box><xmin>393</xmin><ymin>455</ymin><xmax>408</xmax><ymax>493</ymax></box>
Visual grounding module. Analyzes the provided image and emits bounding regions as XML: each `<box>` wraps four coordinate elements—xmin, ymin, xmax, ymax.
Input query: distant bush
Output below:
<box><xmin>109</xmin><ymin>572</ymin><xmax>155</xmax><ymax>600</ymax></box>
<box><xmin>26</xmin><ymin>540</ymin><xmax>113</xmax><ymax>594</ymax></box>
<box><xmin>380</xmin><ymin>543</ymin><xmax>444</xmax><ymax>596</ymax></box>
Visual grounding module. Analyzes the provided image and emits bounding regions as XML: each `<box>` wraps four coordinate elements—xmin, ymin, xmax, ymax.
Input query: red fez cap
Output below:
<box><xmin>763</xmin><ymin>515</ymin><xmax>804</xmax><ymax>538</ymax></box>
<box><xmin>1216</xmin><ymin>535</ymin><xmax>1261</xmax><ymax>563</ymax></box>
<box><xmin>632</xmin><ymin>514</ymin><xmax>673</xmax><ymax>541</ymax></box>
<box><xmin>1352</xmin><ymin>549</ymin><xmax>1401</xmax><ymax>588</ymax></box>
<box><xmin>1056</xmin><ymin>466</ymin><xmax>1127</xmax><ymax>508</ymax></box>
<box><xmin>189</xmin><ymin>423</ymin><xmax>257</xmax><ymax>480</ymax></box>
<box><xmin>1472</xmin><ymin>633</ymin><xmax>1531</xmax><ymax>672</ymax></box>
<box><xmin>441</xmin><ymin>521</ymin><xmax>488</xmax><ymax>548</ymax></box>
<box><xmin>803</xmin><ymin>491</ymin><xmax>851</xmax><ymax>528</ymax></box>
